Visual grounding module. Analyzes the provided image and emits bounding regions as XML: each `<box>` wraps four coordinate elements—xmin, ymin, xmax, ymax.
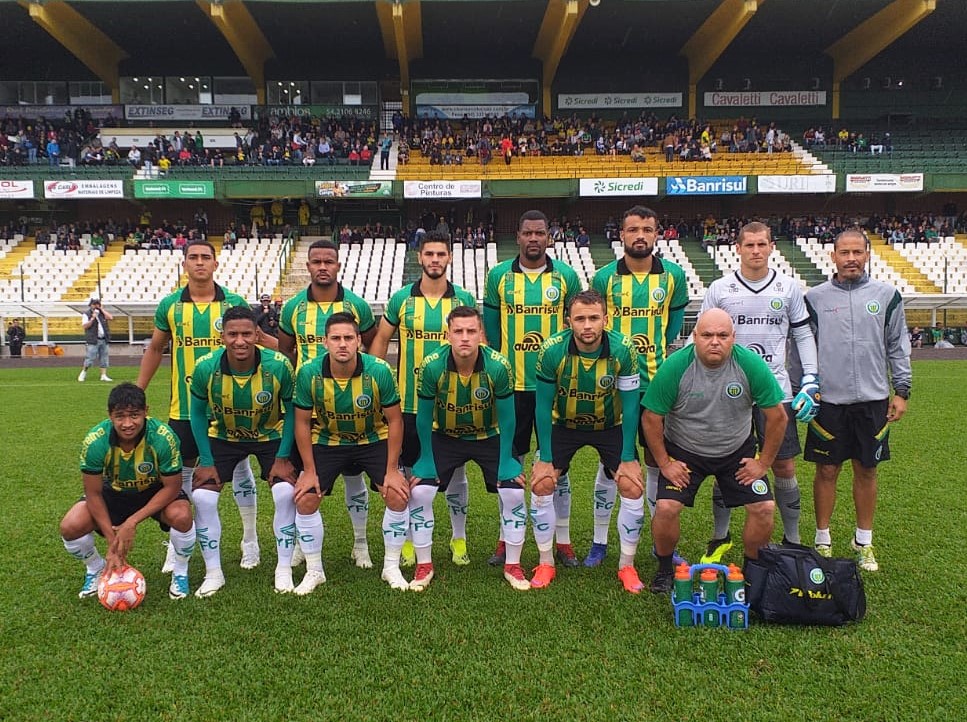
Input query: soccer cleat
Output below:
<box><xmin>503</xmin><ymin>564</ymin><xmax>530</xmax><ymax>591</ymax></box>
<box><xmin>450</xmin><ymin>538</ymin><xmax>470</xmax><ymax>566</ymax></box>
<box><xmin>169</xmin><ymin>575</ymin><xmax>190</xmax><ymax>600</ymax></box>
<box><xmin>100</xmin><ymin>375</ymin><xmax>113</xmax><ymax>382</ymax></box>
<box><xmin>274</xmin><ymin>567</ymin><xmax>295</xmax><ymax>594</ymax></box>
<box><xmin>400</xmin><ymin>540</ymin><xmax>416</xmax><ymax>568</ymax></box>
<box><xmin>530</xmin><ymin>563</ymin><xmax>557</xmax><ymax>589</ymax></box>
<box><xmin>78</xmin><ymin>565</ymin><xmax>105</xmax><ymax>599</ymax></box>
<box><xmin>293</xmin><ymin>569</ymin><xmax>327</xmax><ymax>596</ymax></box>
<box><xmin>556</xmin><ymin>543</ymin><xmax>579</xmax><ymax>568</ymax></box>
<box><xmin>290</xmin><ymin>544</ymin><xmax>305</xmax><ymax>567</ymax></box>
<box><xmin>77</xmin><ymin>369</ymin><xmax>87</xmax><ymax>382</ymax></box>
<box><xmin>487</xmin><ymin>540</ymin><xmax>506</xmax><ymax>567</ymax></box>
<box><xmin>381</xmin><ymin>567</ymin><xmax>409</xmax><ymax>591</ymax></box>
<box><xmin>815</xmin><ymin>544</ymin><xmax>833</xmax><ymax>558</ymax></box>
<box><xmin>851</xmin><ymin>540</ymin><xmax>879</xmax><ymax>572</ymax></box>
<box><xmin>583</xmin><ymin>542</ymin><xmax>608</xmax><ymax>567</ymax></box>
<box><xmin>161</xmin><ymin>540</ymin><xmax>177</xmax><ymax>574</ymax></box>
<box><xmin>699</xmin><ymin>534</ymin><xmax>733</xmax><ymax>564</ymax></box>
<box><xmin>351</xmin><ymin>543</ymin><xmax>373</xmax><ymax>569</ymax></box>
<box><xmin>240</xmin><ymin>541</ymin><xmax>261</xmax><ymax>570</ymax></box>
<box><xmin>649</xmin><ymin>569</ymin><xmax>674</xmax><ymax>594</ymax></box>
<box><xmin>618</xmin><ymin>565</ymin><xmax>644</xmax><ymax>594</ymax></box>
<box><xmin>195</xmin><ymin>571</ymin><xmax>226</xmax><ymax>598</ymax></box>
<box><xmin>409</xmin><ymin>563</ymin><xmax>435</xmax><ymax>592</ymax></box>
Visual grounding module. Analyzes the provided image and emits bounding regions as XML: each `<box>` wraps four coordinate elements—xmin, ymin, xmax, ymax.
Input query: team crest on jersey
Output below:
<box><xmin>751</xmin><ymin>480</ymin><xmax>768</xmax><ymax>495</ymax></box>
<box><xmin>725</xmin><ymin>383</ymin><xmax>744</xmax><ymax>399</ymax></box>
<box><xmin>866</xmin><ymin>300</ymin><xmax>880</xmax><ymax>315</ymax></box>
<box><xmin>598</xmin><ymin>374</ymin><xmax>615</xmax><ymax>389</ymax></box>
<box><xmin>809</xmin><ymin>567</ymin><xmax>826</xmax><ymax>584</ymax></box>
<box><xmin>214</xmin><ymin>317</ymin><xmax>223</xmax><ymax>332</ymax></box>
<box><xmin>355</xmin><ymin>394</ymin><xmax>373</xmax><ymax>409</ymax></box>
<box><xmin>473</xmin><ymin>387</ymin><xmax>491</xmax><ymax>401</ymax></box>
<box><xmin>137</xmin><ymin>462</ymin><xmax>154</xmax><ymax>474</ymax></box>
<box><xmin>255</xmin><ymin>390</ymin><xmax>273</xmax><ymax>405</ymax></box>
<box><xmin>651</xmin><ymin>287</ymin><xmax>667</xmax><ymax>303</ymax></box>
<box><xmin>544</xmin><ymin>286</ymin><xmax>561</xmax><ymax>302</ymax></box>
<box><xmin>728</xmin><ymin>283</ymin><xmax>739</xmax><ymax>294</ymax></box>
<box><xmin>770</xmin><ymin>298</ymin><xmax>784</xmax><ymax>311</ymax></box>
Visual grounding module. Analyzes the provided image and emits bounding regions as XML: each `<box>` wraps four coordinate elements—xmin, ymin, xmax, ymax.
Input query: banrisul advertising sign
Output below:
<box><xmin>134</xmin><ymin>180</ymin><xmax>215</xmax><ymax>199</ymax></box>
<box><xmin>666</xmin><ymin>176</ymin><xmax>747</xmax><ymax>195</ymax></box>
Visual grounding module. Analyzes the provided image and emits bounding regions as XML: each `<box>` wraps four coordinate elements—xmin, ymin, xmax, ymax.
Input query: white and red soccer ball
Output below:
<box><xmin>97</xmin><ymin>565</ymin><xmax>146</xmax><ymax>611</ymax></box>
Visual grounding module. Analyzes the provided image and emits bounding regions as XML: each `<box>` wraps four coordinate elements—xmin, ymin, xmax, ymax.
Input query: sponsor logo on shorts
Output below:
<box><xmin>473</xmin><ymin>386</ymin><xmax>491</xmax><ymax>401</ymax></box>
<box><xmin>866</xmin><ymin>300</ymin><xmax>880</xmax><ymax>315</ymax></box>
<box><xmin>137</xmin><ymin>462</ymin><xmax>154</xmax><ymax>474</ymax></box>
<box><xmin>544</xmin><ymin>286</ymin><xmax>561</xmax><ymax>302</ymax></box>
<box><xmin>809</xmin><ymin>567</ymin><xmax>825</xmax><ymax>584</ymax></box>
<box><xmin>598</xmin><ymin>374</ymin><xmax>615</xmax><ymax>389</ymax></box>
<box><xmin>770</xmin><ymin>298</ymin><xmax>784</xmax><ymax>311</ymax></box>
<box><xmin>255</xmin><ymin>390</ymin><xmax>273</xmax><ymax>405</ymax></box>
<box><xmin>874</xmin><ymin>444</ymin><xmax>882</xmax><ymax>461</ymax></box>
<box><xmin>751</xmin><ymin>479</ymin><xmax>768</xmax><ymax>495</ymax></box>
<box><xmin>651</xmin><ymin>287</ymin><xmax>666</xmax><ymax>303</ymax></box>
<box><xmin>726</xmin><ymin>383</ymin><xmax>744</xmax><ymax>398</ymax></box>
<box><xmin>355</xmin><ymin>394</ymin><xmax>373</xmax><ymax>409</ymax></box>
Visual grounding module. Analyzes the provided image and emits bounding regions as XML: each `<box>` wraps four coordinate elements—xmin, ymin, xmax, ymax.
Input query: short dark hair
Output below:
<box><xmin>833</xmin><ymin>228</ymin><xmax>870</xmax><ymax>249</ymax></box>
<box><xmin>309</xmin><ymin>239</ymin><xmax>338</xmax><ymax>254</ymax></box>
<box><xmin>222</xmin><ymin>305</ymin><xmax>257</xmax><ymax>326</ymax></box>
<box><xmin>446</xmin><ymin>305</ymin><xmax>482</xmax><ymax>325</ymax></box>
<box><xmin>325</xmin><ymin>311</ymin><xmax>359</xmax><ymax>335</ymax></box>
<box><xmin>567</xmin><ymin>289</ymin><xmax>608</xmax><ymax>315</ymax></box>
<box><xmin>621</xmin><ymin>206</ymin><xmax>658</xmax><ymax>227</ymax></box>
<box><xmin>421</xmin><ymin>231</ymin><xmax>451</xmax><ymax>250</ymax></box>
<box><xmin>107</xmin><ymin>382</ymin><xmax>147</xmax><ymax>413</ymax></box>
<box><xmin>183</xmin><ymin>239</ymin><xmax>216</xmax><ymax>257</ymax></box>
<box><xmin>518</xmin><ymin>209</ymin><xmax>549</xmax><ymax>230</ymax></box>
<box><xmin>737</xmin><ymin>221</ymin><xmax>772</xmax><ymax>244</ymax></box>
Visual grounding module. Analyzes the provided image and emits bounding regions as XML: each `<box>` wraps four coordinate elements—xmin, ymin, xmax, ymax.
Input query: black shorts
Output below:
<box><xmin>167</xmin><ymin>419</ymin><xmax>196</xmax><ymax>463</ymax></box>
<box><xmin>209</xmin><ymin>437</ymin><xmax>284</xmax><ymax>485</ymax></box>
<box><xmin>753</xmin><ymin>403</ymin><xmax>801</xmax><ymax>461</ymax></box>
<box><xmin>656</xmin><ymin>436</ymin><xmax>774</xmax><ymax>508</ymax></box>
<box><xmin>803</xmin><ymin>400</ymin><xmax>890</xmax><ymax>468</ymax></box>
<box><xmin>400</xmin><ymin>412</ymin><xmax>420</xmax><ymax>468</ymax></box>
<box><xmin>308</xmin><ymin>440</ymin><xmax>389</xmax><ymax>495</ymax></box>
<box><xmin>551</xmin><ymin>425</ymin><xmax>624</xmax><ymax>477</ymax></box>
<box><xmin>415</xmin><ymin>433</ymin><xmax>520</xmax><ymax>494</ymax></box>
<box><xmin>310</xmin><ymin>416</ymin><xmax>363</xmax><ymax>477</ymax></box>
<box><xmin>513</xmin><ymin>391</ymin><xmax>537</xmax><ymax>457</ymax></box>
<box><xmin>637</xmin><ymin>388</ymin><xmax>656</xmax><ymax>465</ymax></box>
<box><xmin>86</xmin><ymin>485</ymin><xmax>191</xmax><ymax>533</ymax></box>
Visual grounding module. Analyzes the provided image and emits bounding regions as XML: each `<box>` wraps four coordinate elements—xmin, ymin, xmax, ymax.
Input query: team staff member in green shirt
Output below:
<box><xmin>291</xmin><ymin>313</ymin><xmax>410</xmax><ymax>594</ymax></box>
<box><xmin>189</xmin><ymin>306</ymin><xmax>298</xmax><ymax>597</ymax></box>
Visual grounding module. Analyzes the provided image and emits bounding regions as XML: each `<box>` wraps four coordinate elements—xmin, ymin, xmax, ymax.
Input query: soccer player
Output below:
<box><xmin>279</xmin><ymin>239</ymin><xmax>378</xmax><ymax>569</ymax></box>
<box><xmin>408</xmin><ymin>306</ymin><xmax>527</xmax><ymax>591</ymax></box>
<box><xmin>189</xmin><ymin>306</ymin><xmax>299</xmax><ymax>597</ymax></box>
<box><xmin>138</xmin><ymin>239</ymin><xmax>265</xmax><ymax>574</ymax></box>
<box><xmin>587</xmin><ymin>205</ymin><xmax>688</xmax><ymax>567</ymax></box>
<box><xmin>804</xmin><ymin>229</ymin><xmax>911</xmax><ymax>571</ymax></box>
<box><xmin>290</xmin><ymin>313</ymin><xmax>410</xmax><ymax>594</ymax></box>
<box><xmin>483</xmin><ymin>209</ymin><xmax>582</xmax><ymax>567</ymax></box>
<box><xmin>699</xmin><ymin>221</ymin><xmax>820</xmax><ymax>562</ymax></box>
<box><xmin>529</xmin><ymin>290</ymin><xmax>645</xmax><ymax>591</ymax></box>
<box><xmin>60</xmin><ymin>383</ymin><xmax>196</xmax><ymax>600</ymax></box>
<box><xmin>370</xmin><ymin>231</ymin><xmax>478</xmax><ymax>568</ymax></box>
<box><xmin>642</xmin><ymin>309</ymin><xmax>784</xmax><ymax>593</ymax></box>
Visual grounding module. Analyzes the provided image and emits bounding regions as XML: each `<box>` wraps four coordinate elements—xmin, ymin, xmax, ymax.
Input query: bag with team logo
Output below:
<box><xmin>744</xmin><ymin>543</ymin><xmax>866</xmax><ymax>626</ymax></box>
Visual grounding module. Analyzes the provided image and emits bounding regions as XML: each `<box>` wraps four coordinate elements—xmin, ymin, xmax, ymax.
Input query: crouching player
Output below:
<box><xmin>189</xmin><ymin>306</ymin><xmax>298</xmax><ymax>597</ymax></box>
<box><xmin>60</xmin><ymin>382</ymin><xmax>196</xmax><ymax>600</ymax></box>
<box><xmin>408</xmin><ymin>306</ymin><xmax>526</xmax><ymax>591</ymax></box>
<box><xmin>291</xmin><ymin>313</ymin><xmax>410</xmax><ymax>594</ymax></box>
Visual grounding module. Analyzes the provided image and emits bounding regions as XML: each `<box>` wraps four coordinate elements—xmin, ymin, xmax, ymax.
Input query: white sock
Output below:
<box><xmin>592</xmin><ymin>464</ymin><xmax>617</xmax><ymax>544</ymax></box>
<box><xmin>343</xmin><ymin>474</ymin><xmax>369</xmax><ymax>544</ymax></box>
<box><xmin>616</xmin><ymin>495</ymin><xmax>645</xmax><ymax>568</ymax></box>
<box><xmin>711</xmin><ymin>483</ymin><xmax>732</xmax><ymax>539</ymax></box>
<box><xmin>445</xmin><ymin>465</ymin><xmax>469</xmax><ymax>540</ymax></box>
<box><xmin>296</xmin><ymin>511</ymin><xmax>324</xmax><ymax>572</ymax></box>
<box><xmin>63</xmin><ymin>534</ymin><xmax>103</xmax><ymax>573</ymax></box>
<box><xmin>815</xmin><ymin>527</ymin><xmax>832</xmax><ymax>546</ymax></box>
<box><xmin>855</xmin><ymin>528</ymin><xmax>873</xmax><ymax>546</ymax></box>
<box><xmin>271</xmin><ymin>483</ymin><xmax>296</xmax><ymax>568</ymax></box>
<box><xmin>554</xmin><ymin>472</ymin><xmax>572</xmax><ymax>545</ymax></box>
<box><xmin>181</xmin><ymin>466</ymin><xmax>194</xmax><ymax>499</ymax></box>
<box><xmin>382</xmin><ymin>507</ymin><xmax>409</xmax><ymax>571</ymax></box>
<box><xmin>232</xmin><ymin>459</ymin><xmax>258</xmax><ymax>545</ymax></box>
<box><xmin>773</xmin><ymin>475</ymin><xmax>801</xmax><ymax>544</ymax></box>
<box><xmin>530</xmin><ymin>493</ymin><xmax>556</xmax><ymax>565</ymax></box>
<box><xmin>192</xmin><ymin>488</ymin><xmax>222</xmax><ymax>575</ymax></box>
<box><xmin>645</xmin><ymin>465</ymin><xmax>659</xmax><ymax>520</ymax></box>
<box><xmin>497</xmin><ymin>486</ymin><xmax>526</xmax><ymax>565</ymax></box>
<box><xmin>409</xmin><ymin>484</ymin><xmax>437</xmax><ymax>562</ymax></box>
<box><xmin>496</xmin><ymin>493</ymin><xmax>506</xmax><ymax>542</ymax></box>
<box><xmin>168</xmin><ymin>523</ymin><xmax>196</xmax><ymax>576</ymax></box>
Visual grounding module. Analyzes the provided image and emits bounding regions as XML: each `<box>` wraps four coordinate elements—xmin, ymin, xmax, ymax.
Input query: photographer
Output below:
<box><xmin>253</xmin><ymin>293</ymin><xmax>280</xmax><ymax>338</ymax></box>
<box><xmin>79</xmin><ymin>299</ymin><xmax>113</xmax><ymax>382</ymax></box>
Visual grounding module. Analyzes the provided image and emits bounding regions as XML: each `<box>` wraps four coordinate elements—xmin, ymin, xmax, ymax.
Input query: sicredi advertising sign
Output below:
<box><xmin>578</xmin><ymin>178</ymin><xmax>659</xmax><ymax>197</ymax></box>
<box><xmin>44</xmin><ymin>180</ymin><xmax>124</xmax><ymax>199</ymax></box>
<box><xmin>403</xmin><ymin>181</ymin><xmax>482</xmax><ymax>199</ymax></box>
<box><xmin>757</xmin><ymin>175</ymin><xmax>837</xmax><ymax>194</ymax></box>
<box><xmin>559</xmin><ymin>93</ymin><xmax>682</xmax><ymax>110</ymax></box>
<box><xmin>0</xmin><ymin>180</ymin><xmax>34</xmax><ymax>199</ymax></box>
<box><xmin>666</xmin><ymin>176</ymin><xmax>747</xmax><ymax>195</ymax></box>
<box><xmin>845</xmin><ymin>173</ymin><xmax>924</xmax><ymax>192</ymax></box>
<box><xmin>134</xmin><ymin>180</ymin><xmax>215</xmax><ymax>199</ymax></box>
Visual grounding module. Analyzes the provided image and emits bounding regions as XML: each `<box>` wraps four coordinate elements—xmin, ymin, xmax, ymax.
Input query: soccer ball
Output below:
<box><xmin>97</xmin><ymin>565</ymin><xmax>146</xmax><ymax>611</ymax></box>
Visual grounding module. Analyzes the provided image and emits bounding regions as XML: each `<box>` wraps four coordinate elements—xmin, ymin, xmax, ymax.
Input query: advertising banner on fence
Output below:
<box><xmin>403</xmin><ymin>180</ymin><xmax>482</xmax><ymax>199</ymax></box>
<box><xmin>44</xmin><ymin>179</ymin><xmax>124</xmax><ymax>199</ymax></box>
<box><xmin>757</xmin><ymin>174</ymin><xmax>837</xmax><ymax>194</ymax></box>
<box><xmin>315</xmin><ymin>181</ymin><xmax>392</xmax><ymax>198</ymax></box>
<box><xmin>0</xmin><ymin>180</ymin><xmax>34</xmax><ymax>199</ymax></box>
<box><xmin>559</xmin><ymin>93</ymin><xmax>682</xmax><ymax>110</ymax></box>
<box><xmin>134</xmin><ymin>180</ymin><xmax>215</xmax><ymax>199</ymax></box>
<box><xmin>845</xmin><ymin>173</ymin><xmax>924</xmax><ymax>192</ymax></box>
<box><xmin>666</xmin><ymin>176</ymin><xmax>747</xmax><ymax>196</ymax></box>
<box><xmin>124</xmin><ymin>104</ymin><xmax>251</xmax><ymax>121</ymax></box>
<box><xmin>578</xmin><ymin>177</ymin><xmax>659</xmax><ymax>197</ymax></box>
<box><xmin>254</xmin><ymin>105</ymin><xmax>377</xmax><ymax>120</ymax></box>
<box><xmin>0</xmin><ymin>105</ymin><xmax>122</xmax><ymax>121</ymax></box>
<box><xmin>703</xmin><ymin>91</ymin><xmax>827</xmax><ymax>107</ymax></box>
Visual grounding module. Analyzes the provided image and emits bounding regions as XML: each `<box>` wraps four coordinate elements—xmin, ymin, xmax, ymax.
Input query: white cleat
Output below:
<box><xmin>351</xmin><ymin>544</ymin><xmax>373</xmax><ymax>569</ymax></box>
<box><xmin>240</xmin><ymin>541</ymin><xmax>261</xmax><ymax>569</ymax></box>
<box><xmin>290</xmin><ymin>544</ymin><xmax>306</xmax><ymax>567</ymax></box>
<box><xmin>274</xmin><ymin>567</ymin><xmax>295</xmax><ymax>594</ymax></box>
<box><xmin>381</xmin><ymin>568</ymin><xmax>409</xmax><ymax>591</ymax></box>
<box><xmin>194</xmin><ymin>572</ymin><xmax>226</xmax><ymax>598</ymax></box>
<box><xmin>100</xmin><ymin>375</ymin><xmax>113</xmax><ymax>382</ymax></box>
<box><xmin>161</xmin><ymin>541</ymin><xmax>177</xmax><ymax>574</ymax></box>
<box><xmin>293</xmin><ymin>569</ymin><xmax>327</xmax><ymax>596</ymax></box>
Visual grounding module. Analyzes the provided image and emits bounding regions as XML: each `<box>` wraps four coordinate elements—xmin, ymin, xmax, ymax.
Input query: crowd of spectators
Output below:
<box><xmin>803</xmin><ymin>126</ymin><xmax>894</xmax><ymax>154</ymax></box>
<box><xmin>0</xmin><ymin>108</ymin><xmax>113</xmax><ymax>167</ymax></box>
<box><xmin>238</xmin><ymin>113</ymin><xmax>387</xmax><ymax>167</ymax></box>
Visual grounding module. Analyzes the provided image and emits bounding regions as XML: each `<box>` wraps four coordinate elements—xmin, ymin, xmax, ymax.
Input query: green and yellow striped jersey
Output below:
<box><xmin>417</xmin><ymin>344</ymin><xmax>515</xmax><ymax>441</ymax></box>
<box><xmin>80</xmin><ymin>417</ymin><xmax>182</xmax><ymax>493</ymax></box>
<box><xmin>483</xmin><ymin>256</ymin><xmax>582</xmax><ymax>391</ymax></box>
<box><xmin>190</xmin><ymin>347</ymin><xmax>295</xmax><ymax>443</ymax></box>
<box><xmin>383</xmin><ymin>279</ymin><xmax>477</xmax><ymax>413</ymax></box>
<box><xmin>591</xmin><ymin>256</ymin><xmax>688</xmax><ymax>385</ymax></box>
<box><xmin>153</xmin><ymin>284</ymin><xmax>250</xmax><ymax>420</ymax></box>
<box><xmin>535</xmin><ymin>329</ymin><xmax>639</xmax><ymax>430</ymax></box>
<box><xmin>279</xmin><ymin>284</ymin><xmax>376</xmax><ymax>369</ymax></box>
<box><xmin>294</xmin><ymin>352</ymin><xmax>399</xmax><ymax>446</ymax></box>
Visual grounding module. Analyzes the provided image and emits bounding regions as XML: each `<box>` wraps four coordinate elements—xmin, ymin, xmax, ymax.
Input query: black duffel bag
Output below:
<box><xmin>744</xmin><ymin>543</ymin><xmax>866</xmax><ymax>626</ymax></box>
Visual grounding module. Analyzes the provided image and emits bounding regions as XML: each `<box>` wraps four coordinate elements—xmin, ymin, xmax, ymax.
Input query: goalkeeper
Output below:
<box><xmin>697</xmin><ymin>222</ymin><xmax>819</xmax><ymax>562</ymax></box>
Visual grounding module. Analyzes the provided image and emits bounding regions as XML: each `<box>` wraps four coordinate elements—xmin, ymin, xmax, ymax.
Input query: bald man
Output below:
<box><xmin>641</xmin><ymin>309</ymin><xmax>785</xmax><ymax>593</ymax></box>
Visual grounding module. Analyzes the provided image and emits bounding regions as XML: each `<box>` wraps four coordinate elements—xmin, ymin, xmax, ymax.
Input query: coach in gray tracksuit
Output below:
<box><xmin>803</xmin><ymin>229</ymin><xmax>912</xmax><ymax>572</ymax></box>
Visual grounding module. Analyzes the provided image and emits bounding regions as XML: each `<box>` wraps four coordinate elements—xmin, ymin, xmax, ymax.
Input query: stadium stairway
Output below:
<box><xmin>0</xmin><ymin>236</ymin><xmax>36</xmax><ymax>279</ymax></box>
<box><xmin>675</xmin><ymin>240</ymin><xmax>720</xmax><ymax>286</ymax></box>
<box><xmin>869</xmin><ymin>235</ymin><xmax>941</xmax><ymax>293</ymax></box>
<box><xmin>776</xmin><ymin>240</ymin><xmax>827</xmax><ymax>286</ymax></box>
<box><xmin>65</xmin><ymin>248</ymin><xmax>125</xmax><ymax>302</ymax></box>
<box><xmin>278</xmin><ymin>237</ymin><xmax>319</xmax><ymax>299</ymax></box>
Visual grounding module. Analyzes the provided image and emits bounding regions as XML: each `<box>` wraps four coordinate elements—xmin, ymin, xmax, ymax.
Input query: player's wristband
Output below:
<box><xmin>894</xmin><ymin>388</ymin><xmax>910</xmax><ymax>400</ymax></box>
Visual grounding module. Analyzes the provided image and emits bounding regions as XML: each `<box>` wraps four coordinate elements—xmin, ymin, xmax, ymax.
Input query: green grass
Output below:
<box><xmin>1</xmin><ymin>363</ymin><xmax>965</xmax><ymax>721</ymax></box>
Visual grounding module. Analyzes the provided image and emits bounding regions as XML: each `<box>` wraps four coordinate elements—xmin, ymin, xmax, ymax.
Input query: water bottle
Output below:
<box><xmin>726</xmin><ymin>564</ymin><xmax>747</xmax><ymax>628</ymax></box>
<box><xmin>673</xmin><ymin>563</ymin><xmax>694</xmax><ymax>627</ymax></box>
<box><xmin>699</xmin><ymin>568</ymin><xmax>721</xmax><ymax>627</ymax></box>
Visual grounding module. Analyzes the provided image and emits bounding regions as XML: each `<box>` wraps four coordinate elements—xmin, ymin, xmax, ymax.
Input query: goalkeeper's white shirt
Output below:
<box><xmin>701</xmin><ymin>269</ymin><xmax>815</xmax><ymax>401</ymax></box>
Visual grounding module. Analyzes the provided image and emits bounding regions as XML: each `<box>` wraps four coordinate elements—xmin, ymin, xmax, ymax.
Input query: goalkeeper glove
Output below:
<box><xmin>792</xmin><ymin>374</ymin><xmax>821</xmax><ymax>422</ymax></box>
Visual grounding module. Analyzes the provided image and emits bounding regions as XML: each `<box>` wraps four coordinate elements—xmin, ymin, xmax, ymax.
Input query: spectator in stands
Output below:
<box><xmin>910</xmin><ymin>327</ymin><xmax>923</xmax><ymax>348</ymax></box>
<box><xmin>46</xmin><ymin>136</ymin><xmax>60</xmax><ymax>167</ymax></box>
<box><xmin>576</xmin><ymin>226</ymin><xmax>590</xmax><ymax>248</ymax></box>
<box><xmin>91</xmin><ymin>230</ymin><xmax>106</xmax><ymax>256</ymax></box>
<box><xmin>6</xmin><ymin>319</ymin><xmax>25</xmax><ymax>358</ymax></box>
<box><xmin>338</xmin><ymin>224</ymin><xmax>352</xmax><ymax>246</ymax></box>
<box><xmin>631</xmin><ymin>143</ymin><xmax>646</xmax><ymax>162</ymax></box>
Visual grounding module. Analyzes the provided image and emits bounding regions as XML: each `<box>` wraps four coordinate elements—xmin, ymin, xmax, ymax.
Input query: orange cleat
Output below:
<box><xmin>530</xmin><ymin>563</ymin><xmax>557</xmax><ymax>589</ymax></box>
<box><xmin>617</xmin><ymin>565</ymin><xmax>644</xmax><ymax>594</ymax></box>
